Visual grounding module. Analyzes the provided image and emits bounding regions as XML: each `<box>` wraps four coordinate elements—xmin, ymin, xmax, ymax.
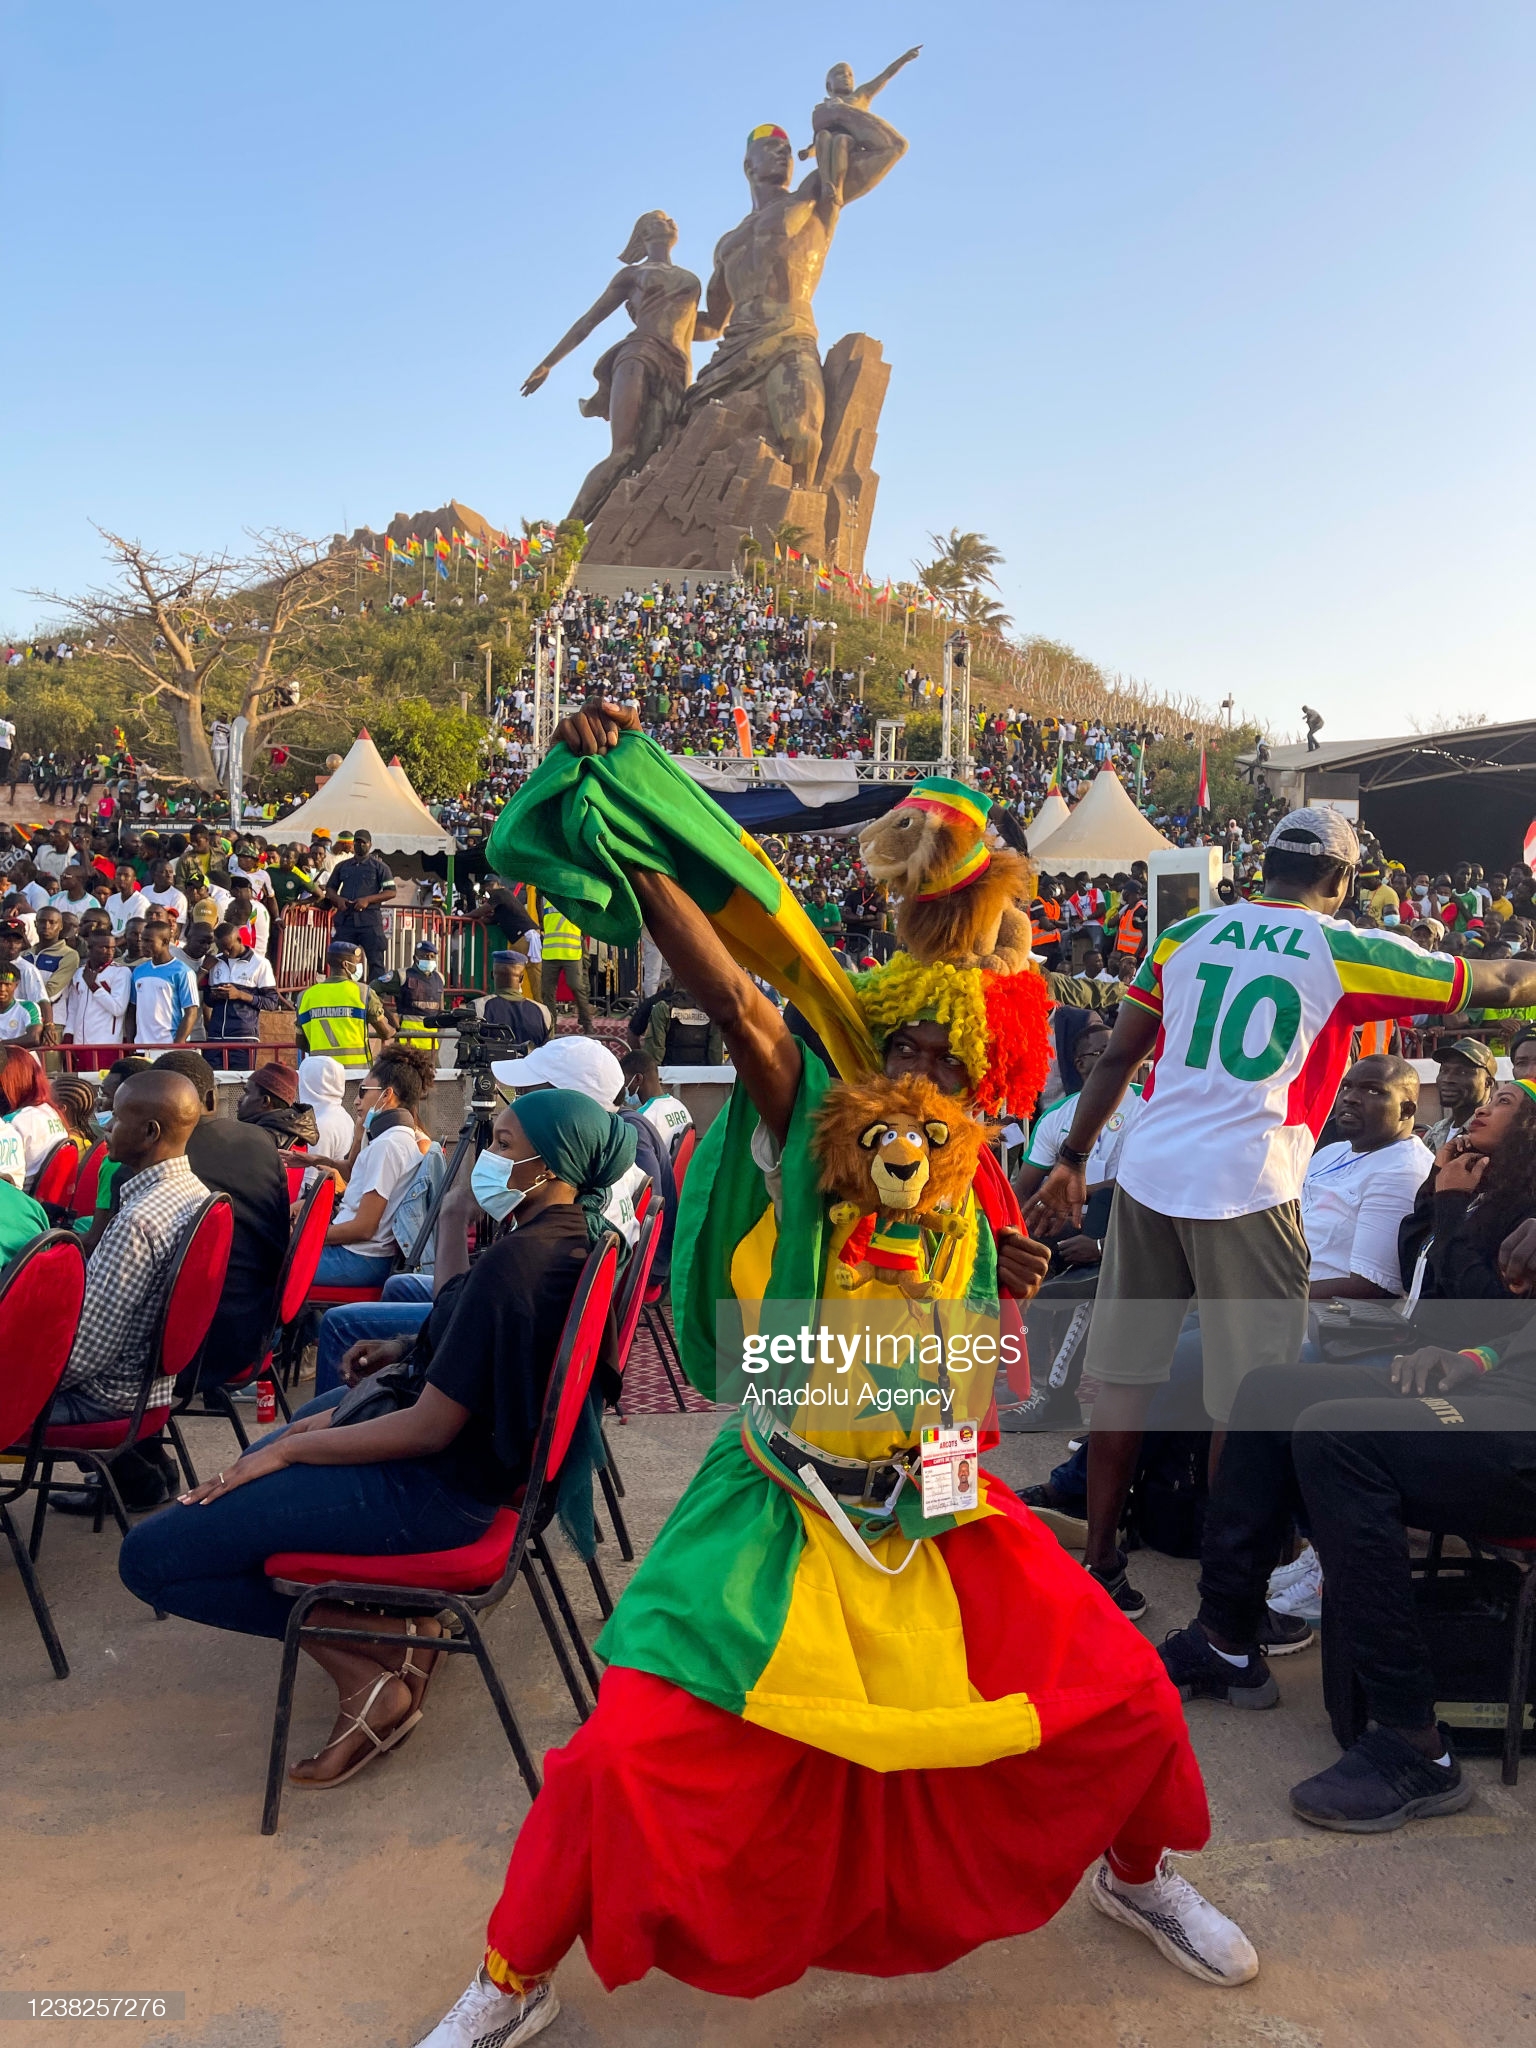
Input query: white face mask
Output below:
<box><xmin>470</xmin><ymin>1149</ymin><xmax>548</xmax><ymax>1221</ymax></box>
<box><xmin>348</xmin><ymin>961</ymin><xmax>365</xmax><ymax>982</ymax></box>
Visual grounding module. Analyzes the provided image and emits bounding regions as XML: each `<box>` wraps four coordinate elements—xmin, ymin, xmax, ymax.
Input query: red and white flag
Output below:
<box><xmin>1525</xmin><ymin>818</ymin><xmax>1536</xmax><ymax>868</ymax></box>
<box><xmin>1197</xmin><ymin>745</ymin><xmax>1210</xmax><ymax>811</ymax></box>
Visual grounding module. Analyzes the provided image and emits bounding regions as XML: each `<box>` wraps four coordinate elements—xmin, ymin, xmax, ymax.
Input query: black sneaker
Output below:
<box><xmin>1158</xmin><ymin>1622</ymin><xmax>1279</xmax><ymax>1708</ymax></box>
<box><xmin>1257</xmin><ymin>1607</ymin><xmax>1315</xmax><ymax>1657</ymax></box>
<box><xmin>1290</xmin><ymin>1725</ymin><xmax>1473</xmax><ymax>1833</ymax></box>
<box><xmin>1087</xmin><ymin>1551</ymin><xmax>1148</xmax><ymax>1620</ymax></box>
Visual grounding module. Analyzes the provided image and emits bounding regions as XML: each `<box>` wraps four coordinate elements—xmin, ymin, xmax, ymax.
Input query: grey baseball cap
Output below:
<box><xmin>1265</xmin><ymin>806</ymin><xmax>1360</xmax><ymax>865</ymax></box>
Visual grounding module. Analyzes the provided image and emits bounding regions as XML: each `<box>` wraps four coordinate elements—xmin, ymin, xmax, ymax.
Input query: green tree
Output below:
<box><xmin>365</xmin><ymin>697</ymin><xmax>486</xmax><ymax>803</ymax></box>
<box><xmin>0</xmin><ymin>681</ymin><xmax>109</xmax><ymax>759</ymax></box>
<box><xmin>927</xmin><ymin>527</ymin><xmax>1004</xmax><ymax>591</ymax></box>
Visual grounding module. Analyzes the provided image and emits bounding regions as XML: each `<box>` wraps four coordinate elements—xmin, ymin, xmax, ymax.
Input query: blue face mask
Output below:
<box><xmin>623</xmin><ymin>1089</ymin><xmax>642</xmax><ymax>1111</ymax></box>
<box><xmin>471</xmin><ymin>1148</ymin><xmax>547</xmax><ymax>1221</ymax></box>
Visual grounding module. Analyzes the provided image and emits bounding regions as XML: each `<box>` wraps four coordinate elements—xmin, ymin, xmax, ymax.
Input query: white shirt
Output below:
<box><xmin>51</xmin><ymin>888</ymin><xmax>95</xmax><ymax>914</ymax></box>
<box><xmin>1027</xmin><ymin>1087</ymin><xmax>1144</xmax><ymax>1185</ymax></box>
<box><xmin>0</xmin><ymin>1121</ymin><xmax>26</xmax><ymax>1186</ymax></box>
<box><xmin>8</xmin><ymin>1101</ymin><xmax>68</xmax><ymax>1181</ymax></box>
<box><xmin>335</xmin><ymin>1123</ymin><xmax>422</xmax><ymax>1259</ymax></box>
<box><xmin>5</xmin><ymin>956</ymin><xmax>48</xmax><ymax>1009</ymax></box>
<box><xmin>103</xmin><ymin>889</ymin><xmax>150</xmax><ymax>935</ymax></box>
<box><xmin>600</xmin><ymin>1161</ymin><xmax>648</xmax><ymax>1249</ymax></box>
<box><xmin>1116</xmin><ymin>900</ymin><xmax>1466</xmax><ymax>1220</ymax></box>
<box><xmin>1301</xmin><ymin>1136</ymin><xmax>1434</xmax><ymax>1293</ymax></box>
<box><xmin>141</xmin><ymin>885</ymin><xmax>189</xmax><ymax>925</ymax></box>
<box><xmin>640</xmin><ymin>1093</ymin><xmax>693</xmax><ymax>1149</ymax></box>
<box><xmin>64</xmin><ymin>960</ymin><xmax>132</xmax><ymax>1043</ymax></box>
<box><xmin>208</xmin><ymin>949</ymin><xmax>276</xmax><ymax>994</ymax></box>
<box><xmin>33</xmin><ymin>846</ymin><xmax>72</xmax><ymax>883</ymax></box>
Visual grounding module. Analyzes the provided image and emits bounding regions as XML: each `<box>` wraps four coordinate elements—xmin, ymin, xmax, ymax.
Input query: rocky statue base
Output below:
<box><xmin>582</xmin><ymin>334</ymin><xmax>889</xmax><ymax>577</ymax></box>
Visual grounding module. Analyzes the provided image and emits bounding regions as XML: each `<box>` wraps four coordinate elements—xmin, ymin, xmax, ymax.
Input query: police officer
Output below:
<box><xmin>296</xmin><ymin>939</ymin><xmax>393</xmax><ymax>1071</ymax></box>
<box><xmin>540</xmin><ymin>898</ymin><xmax>596</xmax><ymax>1034</ymax></box>
<box><xmin>323</xmin><ymin>828</ymin><xmax>394</xmax><ymax>981</ymax></box>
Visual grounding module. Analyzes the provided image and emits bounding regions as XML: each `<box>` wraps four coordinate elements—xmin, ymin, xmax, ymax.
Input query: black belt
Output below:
<box><xmin>765</xmin><ymin>1430</ymin><xmax>913</xmax><ymax>1507</ymax></box>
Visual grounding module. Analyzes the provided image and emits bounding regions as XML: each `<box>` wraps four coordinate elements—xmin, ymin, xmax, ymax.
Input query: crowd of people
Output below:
<box><xmin>10</xmin><ymin>658</ymin><xmax>1536</xmax><ymax>2046</ymax></box>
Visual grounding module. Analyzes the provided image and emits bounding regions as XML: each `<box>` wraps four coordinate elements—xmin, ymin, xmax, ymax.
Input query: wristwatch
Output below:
<box><xmin>1057</xmin><ymin>1140</ymin><xmax>1091</xmax><ymax>1168</ymax></box>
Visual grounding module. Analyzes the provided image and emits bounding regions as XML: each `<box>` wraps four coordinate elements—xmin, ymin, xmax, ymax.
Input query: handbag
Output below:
<box><xmin>328</xmin><ymin>1355</ymin><xmax>427</xmax><ymax>1428</ymax></box>
<box><xmin>1311</xmin><ymin>1297</ymin><xmax>1413</xmax><ymax>1361</ymax></box>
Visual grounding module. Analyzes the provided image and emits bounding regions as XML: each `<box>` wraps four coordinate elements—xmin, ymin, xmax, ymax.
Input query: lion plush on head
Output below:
<box><xmin>812</xmin><ymin>1074</ymin><xmax>994</xmax><ymax>1299</ymax></box>
<box><xmin>858</xmin><ymin>775</ymin><xmax>1036</xmax><ymax>974</ymax></box>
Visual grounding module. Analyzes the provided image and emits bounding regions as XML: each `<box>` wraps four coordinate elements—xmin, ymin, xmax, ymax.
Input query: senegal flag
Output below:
<box><xmin>485</xmin><ymin>732</ymin><xmax>877</xmax><ymax>1081</ymax></box>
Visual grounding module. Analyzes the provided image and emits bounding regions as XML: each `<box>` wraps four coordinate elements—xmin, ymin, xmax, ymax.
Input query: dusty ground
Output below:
<box><xmin>4</xmin><ymin>1409</ymin><xmax>1534</xmax><ymax>2048</ymax></box>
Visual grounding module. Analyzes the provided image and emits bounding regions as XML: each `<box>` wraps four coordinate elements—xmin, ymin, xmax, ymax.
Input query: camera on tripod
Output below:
<box><xmin>418</xmin><ymin>1009</ymin><xmax>529</xmax><ymax>1111</ymax></box>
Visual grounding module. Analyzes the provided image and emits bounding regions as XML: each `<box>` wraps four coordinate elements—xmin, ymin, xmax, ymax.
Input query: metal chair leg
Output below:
<box><xmin>603</xmin><ymin>1430</ymin><xmax>627</xmax><ymax>1498</ymax></box>
<box><xmin>519</xmin><ymin>1555</ymin><xmax>590</xmax><ymax>1720</ymax></box>
<box><xmin>585</xmin><ymin>1555</ymin><xmax>614</xmax><ymax>1620</ymax></box>
<box><xmin>3</xmin><ymin>1503</ymin><xmax>68</xmax><ymax>1678</ymax></box>
<box><xmin>1502</xmin><ymin>1562</ymin><xmax>1536</xmax><ymax>1786</ymax></box>
<box><xmin>532</xmin><ymin>1534</ymin><xmax>602</xmax><ymax>1697</ymax></box>
<box><xmin>28</xmin><ymin>1460</ymin><xmax>55</xmax><ymax>1562</ymax></box>
<box><xmin>597</xmin><ymin>1461</ymin><xmax>633</xmax><ymax>1563</ymax></box>
<box><xmin>453</xmin><ymin>1605</ymin><xmax>542</xmax><ymax>1802</ymax></box>
<box><xmin>261</xmin><ymin>1593</ymin><xmax>316</xmax><ymax>1835</ymax></box>
<box><xmin>165</xmin><ymin>1416</ymin><xmax>199</xmax><ymax>1490</ymax></box>
<box><xmin>643</xmin><ymin>1303</ymin><xmax>688</xmax><ymax>1411</ymax></box>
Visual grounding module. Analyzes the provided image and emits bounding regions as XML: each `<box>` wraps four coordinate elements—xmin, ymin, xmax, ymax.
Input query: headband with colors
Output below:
<box><xmin>747</xmin><ymin>123</ymin><xmax>789</xmax><ymax>144</ymax></box>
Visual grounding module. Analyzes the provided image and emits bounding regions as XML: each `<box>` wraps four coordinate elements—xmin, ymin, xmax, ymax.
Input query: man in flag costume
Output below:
<box><xmin>414</xmin><ymin>703</ymin><xmax>1258</xmax><ymax>2048</ymax></box>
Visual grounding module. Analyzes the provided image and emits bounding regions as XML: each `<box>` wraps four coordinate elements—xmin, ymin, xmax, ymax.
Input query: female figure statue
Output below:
<box><xmin>522</xmin><ymin>211</ymin><xmax>700</xmax><ymax>526</ymax></box>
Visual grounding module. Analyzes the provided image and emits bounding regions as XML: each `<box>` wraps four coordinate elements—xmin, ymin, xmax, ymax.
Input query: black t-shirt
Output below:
<box><xmin>489</xmin><ymin>891</ymin><xmax>535</xmax><ymax>946</ymax></box>
<box><xmin>329</xmin><ymin>854</ymin><xmax>394</xmax><ymax>928</ymax></box>
<box><xmin>184</xmin><ymin>1117</ymin><xmax>291</xmax><ymax>1368</ymax></box>
<box><xmin>424</xmin><ymin>1206</ymin><xmax>613</xmax><ymax>1504</ymax></box>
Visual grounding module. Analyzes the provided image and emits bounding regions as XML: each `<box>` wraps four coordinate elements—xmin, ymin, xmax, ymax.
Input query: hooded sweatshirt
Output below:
<box><xmin>297</xmin><ymin>1054</ymin><xmax>355</xmax><ymax>1161</ymax></box>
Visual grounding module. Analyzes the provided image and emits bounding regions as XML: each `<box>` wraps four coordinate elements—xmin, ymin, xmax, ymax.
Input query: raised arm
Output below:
<box><xmin>857</xmin><ymin>45</ymin><xmax>922</xmax><ymax>98</ymax></box>
<box><xmin>1024</xmin><ymin>1000</ymin><xmax>1160</xmax><ymax>1233</ymax></box>
<box><xmin>1466</xmin><ymin>958</ymin><xmax>1536</xmax><ymax>1010</ymax></box>
<box><xmin>521</xmin><ymin>274</ymin><xmax>633</xmax><ymax>395</ymax></box>
<box><xmin>550</xmin><ymin>698</ymin><xmax>802</xmax><ymax>1143</ymax></box>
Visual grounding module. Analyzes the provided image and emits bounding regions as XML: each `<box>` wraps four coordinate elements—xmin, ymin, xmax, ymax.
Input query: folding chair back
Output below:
<box><xmin>31</xmin><ymin>1141</ymin><xmax>81</xmax><ymax>1216</ymax></box>
<box><xmin>276</xmin><ymin>1175</ymin><xmax>336</xmax><ymax>1327</ymax></box>
<box><xmin>284</xmin><ymin>1161</ymin><xmax>308</xmax><ymax>1202</ymax></box>
<box><xmin>158</xmin><ymin>1195</ymin><xmax>234</xmax><ymax>1381</ymax></box>
<box><xmin>613</xmin><ymin>1206</ymin><xmax>662</xmax><ymax>1376</ymax></box>
<box><xmin>632</xmin><ymin>1178</ymin><xmax>653</xmax><ymax>1223</ymax></box>
<box><xmin>0</xmin><ymin>1231</ymin><xmax>87</xmax><ymax>1451</ymax></box>
<box><xmin>71</xmin><ymin>1141</ymin><xmax>107</xmax><ymax>1218</ymax></box>
<box><xmin>671</xmin><ymin>1123</ymin><xmax>697</xmax><ymax>1195</ymax></box>
<box><xmin>541</xmin><ymin>1233</ymin><xmax>620</xmax><ymax>1484</ymax></box>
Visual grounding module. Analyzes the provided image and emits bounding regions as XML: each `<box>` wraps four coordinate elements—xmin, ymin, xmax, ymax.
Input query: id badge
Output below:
<box><xmin>920</xmin><ymin>1422</ymin><xmax>980</xmax><ymax>1516</ymax></box>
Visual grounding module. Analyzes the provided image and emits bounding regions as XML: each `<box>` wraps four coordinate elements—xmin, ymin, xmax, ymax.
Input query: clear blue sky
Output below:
<box><xmin>4</xmin><ymin>1</ymin><xmax>1530</xmax><ymax>738</ymax></box>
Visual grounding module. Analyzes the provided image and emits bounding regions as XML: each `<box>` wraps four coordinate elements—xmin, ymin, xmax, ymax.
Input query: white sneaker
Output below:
<box><xmin>1266</xmin><ymin>1546</ymin><xmax>1323</xmax><ymax>1620</ymax></box>
<box><xmin>411</xmin><ymin>1970</ymin><xmax>560</xmax><ymax>2048</ymax></box>
<box><xmin>1089</xmin><ymin>1859</ymin><xmax>1259</xmax><ymax>1986</ymax></box>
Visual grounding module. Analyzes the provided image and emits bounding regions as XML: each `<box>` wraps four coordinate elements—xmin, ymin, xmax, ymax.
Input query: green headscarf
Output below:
<box><xmin>511</xmin><ymin>1087</ymin><xmax>637</xmax><ymax>1242</ymax></box>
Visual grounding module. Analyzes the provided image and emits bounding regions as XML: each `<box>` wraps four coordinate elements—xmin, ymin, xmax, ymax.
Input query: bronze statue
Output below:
<box><xmin>521</xmin><ymin>210</ymin><xmax>701</xmax><ymax>526</ymax></box>
<box><xmin>687</xmin><ymin>50</ymin><xmax>919</xmax><ymax>486</ymax></box>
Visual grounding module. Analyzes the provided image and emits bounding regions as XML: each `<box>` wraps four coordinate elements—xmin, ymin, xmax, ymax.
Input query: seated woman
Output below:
<box><xmin>51</xmin><ymin>1074</ymin><xmax>103</xmax><ymax>1155</ymax></box>
<box><xmin>312</xmin><ymin>1042</ymin><xmax>435</xmax><ymax>1287</ymax></box>
<box><xmin>0</xmin><ymin>1044</ymin><xmax>69</xmax><ymax>1186</ymax></box>
<box><xmin>119</xmin><ymin>1090</ymin><xmax>634</xmax><ymax>1789</ymax></box>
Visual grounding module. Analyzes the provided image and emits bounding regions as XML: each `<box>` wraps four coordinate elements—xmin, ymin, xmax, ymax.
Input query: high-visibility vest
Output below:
<box><xmin>1113</xmin><ymin>904</ymin><xmax>1145</xmax><ymax>960</ymax></box>
<box><xmin>1029</xmin><ymin>900</ymin><xmax>1062</xmax><ymax>951</ymax></box>
<box><xmin>296</xmin><ymin>977</ymin><xmax>370</xmax><ymax>1068</ymax></box>
<box><xmin>541</xmin><ymin>907</ymin><xmax>584</xmax><ymax>964</ymax></box>
<box><xmin>1356</xmin><ymin>1018</ymin><xmax>1398</xmax><ymax>1058</ymax></box>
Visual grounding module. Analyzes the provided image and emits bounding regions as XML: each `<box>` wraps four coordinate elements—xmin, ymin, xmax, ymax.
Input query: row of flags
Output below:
<box><xmin>358</xmin><ymin>523</ymin><xmax>559</xmax><ymax>579</ymax></box>
<box><xmin>772</xmin><ymin>543</ymin><xmax>936</xmax><ymax>613</ymax></box>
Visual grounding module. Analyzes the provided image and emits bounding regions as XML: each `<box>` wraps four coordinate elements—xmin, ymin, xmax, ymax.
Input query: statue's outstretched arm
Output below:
<box><xmin>522</xmin><ymin>274</ymin><xmax>631</xmax><ymax>395</ymax></box>
<box><xmin>856</xmin><ymin>44</ymin><xmax>922</xmax><ymax>99</ymax></box>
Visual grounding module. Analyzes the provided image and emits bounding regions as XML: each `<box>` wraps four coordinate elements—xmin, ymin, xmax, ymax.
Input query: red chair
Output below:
<box><xmin>31</xmin><ymin>1140</ymin><xmax>82</xmax><ymax>1220</ymax></box>
<box><xmin>258</xmin><ymin>1231</ymin><xmax>620</xmax><ymax>1835</ymax></box>
<box><xmin>0</xmin><ymin>1232</ymin><xmax>87</xmax><ymax>1677</ymax></box>
<box><xmin>284</xmin><ymin>1161</ymin><xmax>308</xmax><ymax>1203</ymax></box>
<box><xmin>30</xmin><ymin>1195</ymin><xmax>233</xmax><ymax>1555</ymax></box>
<box><xmin>632</xmin><ymin>1179</ymin><xmax>653</xmax><ymax>1223</ymax></box>
<box><xmin>592</xmin><ymin>1206</ymin><xmax>666</xmax><ymax>1578</ymax></box>
<box><xmin>176</xmin><ymin>1176</ymin><xmax>337</xmax><ymax>1479</ymax></box>
<box><xmin>71</xmin><ymin>1140</ymin><xmax>107</xmax><ymax>1220</ymax></box>
<box><xmin>671</xmin><ymin>1123</ymin><xmax>697</xmax><ymax>1194</ymax></box>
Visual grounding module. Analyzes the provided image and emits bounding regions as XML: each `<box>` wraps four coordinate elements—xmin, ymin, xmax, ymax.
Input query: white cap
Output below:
<box><xmin>491</xmin><ymin>1036</ymin><xmax>625</xmax><ymax>1107</ymax></box>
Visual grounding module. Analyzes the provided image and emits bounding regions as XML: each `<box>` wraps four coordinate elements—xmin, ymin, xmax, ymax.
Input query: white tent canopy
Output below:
<box><xmin>1028</xmin><ymin>768</ymin><xmax>1172</xmax><ymax>869</ymax></box>
<box><xmin>250</xmin><ymin>730</ymin><xmax>454</xmax><ymax>854</ymax></box>
<box><xmin>1023</xmin><ymin>790</ymin><xmax>1071</xmax><ymax>851</ymax></box>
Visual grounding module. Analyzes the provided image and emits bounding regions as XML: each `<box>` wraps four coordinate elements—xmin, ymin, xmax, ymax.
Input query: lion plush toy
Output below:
<box><xmin>812</xmin><ymin>1074</ymin><xmax>994</xmax><ymax>1299</ymax></box>
<box><xmin>857</xmin><ymin>775</ymin><xmax>1036</xmax><ymax>974</ymax></box>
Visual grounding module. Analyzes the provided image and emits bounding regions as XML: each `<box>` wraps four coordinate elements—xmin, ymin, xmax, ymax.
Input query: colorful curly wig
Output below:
<box><xmin>851</xmin><ymin>953</ymin><xmax>1052</xmax><ymax>1119</ymax></box>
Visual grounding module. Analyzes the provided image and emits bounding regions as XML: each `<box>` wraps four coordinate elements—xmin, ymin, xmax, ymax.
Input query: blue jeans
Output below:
<box><xmin>313</xmin><ymin>1245</ymin><xmax>396</xmax><ymax>1287</ymax></box>
<box><xmin>315</xmin><ymin>1302</ymin><xmax>432</xmax><ymax>1396</ymax></box>
<box><xmin>118</xmin><ymin>1389</ymin><xmax>496</xmax><ymax>1640</ymax></box>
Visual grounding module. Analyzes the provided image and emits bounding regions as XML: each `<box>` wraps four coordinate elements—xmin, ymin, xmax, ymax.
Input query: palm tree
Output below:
<box><xmin>914</xmin><ymin>557</ymin><xmax>963</xmax><ymax>613</ymax></box>
<box><xmin>770</xmin><ymin>520</ymin><xmax>811</xmax><ymax>555</ymax></box>
<box><xmin>958</xmin><ymin>589</ymin><xmax>1013</xmax><ymax>634</ymax></box>
<box><xmin>927</xmin><ymin>527</ymin><xmax>1004</xmax><ymax>592</ymax></box>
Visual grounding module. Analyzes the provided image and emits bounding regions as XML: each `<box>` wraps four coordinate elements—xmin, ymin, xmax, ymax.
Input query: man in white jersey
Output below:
<box><xmin>1028</xmin><ymin>808</ymin><xmax>1536</xmax><ymax>1617</ymax></box>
